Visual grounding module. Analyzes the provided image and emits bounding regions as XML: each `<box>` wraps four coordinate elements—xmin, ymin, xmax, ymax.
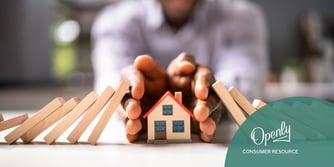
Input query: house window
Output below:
<box><xmin>155</xmin><ymin>121</ymin><xmax>166</xmax><ymax>132</ymax></box>
<box><xmin>173</xmin><ymin>120</ymin><xmax>184</xmax><ymax>133</ymax></box>
<box><xmin>162</xmin><ymin>105</ymin><xmax>173</xmax><ymax>115</ymax></box>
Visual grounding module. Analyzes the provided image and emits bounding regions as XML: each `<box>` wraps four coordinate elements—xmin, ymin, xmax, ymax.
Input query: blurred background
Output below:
<box><xmin>0</xmin><ymin>0</ymin><xmax>334</xmax><ymax>110</ymax></box>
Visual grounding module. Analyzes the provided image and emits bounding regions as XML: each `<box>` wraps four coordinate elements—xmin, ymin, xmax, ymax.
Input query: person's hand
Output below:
<box><xmin>120</xmin><ymin>55</ymin><xmax>167</xmax><ymax>142</ymax></box>
<box><xmin>166</xmin><ymin>53</ymin><xmax>223</xmax><ymax>142</ymax></box>
<box><xmin>120</xmin><ymin>53</ymin><xmax>224</xmax><ymax>142</ymax></box>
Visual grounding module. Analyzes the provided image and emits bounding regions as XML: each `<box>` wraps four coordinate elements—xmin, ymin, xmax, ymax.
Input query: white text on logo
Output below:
<box><xmin>250</xmin><ymin>121</ymin><xmax>291</xmax><ymax>146</ymax></box>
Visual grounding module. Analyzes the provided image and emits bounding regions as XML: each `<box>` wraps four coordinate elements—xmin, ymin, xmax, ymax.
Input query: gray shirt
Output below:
<box><xmin>91</xmin><ymin>0</ymin><xmax>268</xmax><ymax>99</ymax></box>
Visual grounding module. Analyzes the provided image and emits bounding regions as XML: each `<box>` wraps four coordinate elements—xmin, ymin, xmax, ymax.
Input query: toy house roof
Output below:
<box><xmin>143</xmin><ymin>91</ymin><xmax>194</xmax><ymax>118</ymax></box>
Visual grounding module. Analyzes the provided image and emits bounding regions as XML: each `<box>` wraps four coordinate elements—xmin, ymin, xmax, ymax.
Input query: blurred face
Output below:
<box><xmin>159</xmin><ymin>0</ymin><xmax>198</xmax><ymax>26</ymax></box>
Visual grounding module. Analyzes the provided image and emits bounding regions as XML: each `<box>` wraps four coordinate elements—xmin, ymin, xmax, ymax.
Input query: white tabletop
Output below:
<box><xmin>0</xmin><ymin>110</ymin><xmax>233</xmax><ymax>167</ymax></box>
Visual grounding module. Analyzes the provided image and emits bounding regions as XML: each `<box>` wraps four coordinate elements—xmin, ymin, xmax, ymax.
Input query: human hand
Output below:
<box><xmin>120</xmin><ymin>55</ymin><xmax>167</xmax><ymax>142</ymax></box>
<box><xmin>121</xmin><ymin>53</ymin><xmax>224</xmax><ymax>142</ymax></box>
<box><xmin>166</xmin><ymin>53</ymin><xmax>224</xmax><ymax>142</ymax></box>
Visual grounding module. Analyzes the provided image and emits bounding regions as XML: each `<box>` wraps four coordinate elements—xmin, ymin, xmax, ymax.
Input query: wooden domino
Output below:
<box><xmin>5</xmin><ymin>97</ymin><xmax>65</xmax><ymax>144</ymax></box>
<box><xmin>228</xmin><ymin>86</ymin><xmax>257</xmax><ymax>116</ymax></box>
<box><xmin>0</xmin><ymin>113</ymin><xmax>3</xmax><ymax>122</ymax></box>
<box><xmin>0</xmin><ymin>114</ymin><xmax>29</xmax><ymax>132</ymax></box>
<box><xmin>21</xmin><ymin>97</ymin><xmax>80</xmax><ymax>143</ymax></box>
<box><xmin>212</xmin><ymin>81</ymin><xmax>246</xmax><ymax>126</ymax></box>
<box><xmin>88</xmin><ymin>80</ymin><xmax>129</xmax><ymax>145</ymax></box>
<box><xmin>252</xmin><ymin>99</ymin><xmax>267</xmax><ymax>110</ymax></box>
<box><xmin>67</xmin><ymin>86</ymin><xmax>115</xmax><ymax>144</ymax></box>
<box><xmin>44</xmin><ymin>91</ymin><xmax>98</xmax><ymax>144</ymax></box>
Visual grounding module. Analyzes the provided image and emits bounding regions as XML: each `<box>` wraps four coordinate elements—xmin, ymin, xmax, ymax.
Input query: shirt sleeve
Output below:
<box><xmin>91</xmin><ymin>4</ymin><xmax>145</xmax><ymax>93</ymax></box>
<box><xmin>212</xmin><ymin>2</ymin><xmax>269</xmax><ymax>99</ymax></box>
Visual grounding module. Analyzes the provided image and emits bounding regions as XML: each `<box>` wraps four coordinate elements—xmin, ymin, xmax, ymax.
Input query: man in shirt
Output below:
<box><xmin>91</xmin><ymin>0</ymin><xmax>268</xmax><ymax>142</ymax></box>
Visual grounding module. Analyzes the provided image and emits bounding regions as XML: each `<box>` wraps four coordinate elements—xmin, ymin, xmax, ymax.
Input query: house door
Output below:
<box><xmin>154</xmin><ymin>121</ymin><xmax>166</xmax><ymax>140</ymax></box>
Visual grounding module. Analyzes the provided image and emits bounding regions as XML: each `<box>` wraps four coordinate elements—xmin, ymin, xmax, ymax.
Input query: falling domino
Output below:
<box><xmin>228</xmin><ymin>86</ymin><xmax>257</xmax><ymax>116</ymax></box>
<box><xmin>88</xmin><ymin>80</ymin><xmax>130</xmax><ymax>145</ymax></box>
<box><xmin>0</xmin><ymin>113</ymin><xmax>4</xmax><ymax>122</ymax></box>
<box><xmin>44</xmin><ymin>92</ymin><xmax>98</xmax><ymax>144</ymax></box>
<box><xmin>252</xmin><ymin>99</ymin><xmax>267</xmax><ymax>110</ymax></box>
<box><xmin>67</xmin><ymin>86</ymin><xmax>115</xmax><ymax>144</ymax></box>
<box><xmin>212</xmin><ymin>81</ymin><xmax>246</xmax><ymax>126</ymax></box>
<box><xmin>0</xmin><ymin>114</ymin><xmax>29</xmax><ymax>132</ymax></box>
<box><xmin>5</xmin><ymin>97</ymin><xmax>65</xmax><ymax>144</ymax></box>
<box><xmin>21</xmin><ymin>97</ymin><xmax>80</xmax><ymax>143</ymax></box>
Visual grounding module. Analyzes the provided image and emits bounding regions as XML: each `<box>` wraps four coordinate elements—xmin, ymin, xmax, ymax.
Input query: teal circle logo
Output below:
<box><xmin>225</xmin><ymin>97</ymin><xmax>334</xmax><ymax>166</ymax></box>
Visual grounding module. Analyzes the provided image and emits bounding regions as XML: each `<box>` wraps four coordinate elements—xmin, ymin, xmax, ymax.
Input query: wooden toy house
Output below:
<box><xmin>143</xmin><ymin>91</ymin><xmax>194</xmax><ymax>144</ymax></box>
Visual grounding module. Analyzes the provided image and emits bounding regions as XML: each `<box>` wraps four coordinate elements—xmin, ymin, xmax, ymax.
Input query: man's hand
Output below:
<box><xmin>120</xmin><ymin>53</ymin><xmax>224</xmax><ymax>142</ymax></box>
<box><xmin>166</xmin><ymin>53</ymin><xmax>223</xmax><ymax>142</ymax></box>
<box><xmin>120</xmin><ymin>55</ymin><xmax>167</xmax><ymax>142</ymax></box>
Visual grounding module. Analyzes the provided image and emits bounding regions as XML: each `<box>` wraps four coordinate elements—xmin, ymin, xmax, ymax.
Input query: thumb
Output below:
<box><xmin>167</xmin><ymin>52</ymin><xmax>197</xmax><ymax>76</ymax></box>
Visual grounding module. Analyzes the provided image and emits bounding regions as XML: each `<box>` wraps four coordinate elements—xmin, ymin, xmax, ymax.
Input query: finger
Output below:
<box><xmin>193</xmin><ymin>94</ymin><xmax>221</xmax><ymax>122</ymax></box>
<box><xmin>200</xmin><ymin>133</ymin><xmax>214</xmax><ymax>142</ymax></box>
<box><xmin>168</xmin><ymin>52</ymin><xmax>196</xmax><ymax>76</ymax></box>
<box><xmin>193</xmin><ymin>100</ymin><xmax>209</xmax><ymax>122</ymax></box>
<box><xmin>134</xmin><ymin>55</ymin><xmax>167</xmax><ymax>98</ymax></box>
<box><xmin>126</xmin><ymin>133</ymin><xmax>139</xmax><ymax>143</ymax></box>
<box><xmin>176</xmin><ymin>52</ymin><xmax>197</xmax><ymax>75</ymax></box>
<box><xmin>194</xmin><ymin>74</ymin><xmax>209</xmax><ymax>100</ymax></box>
<box><xmin>121</xmin><ymin>66</ymin><xmax>145</xmax><ymax>100</ymax></box>
<box><xmin>167</xmin><ymin>53</ymin><xmax>197</xmax><ymax>92</ymax></box>
<box><xmin>124</xmin><ymin>98</ymin><xmax>141</xmax><ymax>120</ymax></box>
<box><xmin>126</xmin><ymin>119</ymin><xmax>142</xmax><ymax>135</ymax></box>
<box><xmin>194</xmin><ymin>66</ymin><xmax>215</xmax><ymax>100</ymax></box>
<box><xmin>199</xmin><ymin>118</ymin><xmax>216</xmax><ymax>136</ymax></box>
<box><xmin>134</xmin><ymin>55</ymin><xmax>166</xmax><ymax>80</ymax></box>
<box><xmin>198</xmin><ymin>103</ymin><xmax>225</xmax><ymax>142</ymax></box>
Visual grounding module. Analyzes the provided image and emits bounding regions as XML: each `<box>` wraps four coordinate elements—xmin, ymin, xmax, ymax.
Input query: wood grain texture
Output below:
<box><xmin>228</xmin><ymin>86</ymin><xmax>257</xmax><ymax>116</ymax></box>
<box><xmin>0</xmin><ymin>114</ymin><xmax>29</xmax><ymax>132</ymax></box>
<box><xmin>44</xmin><ymin>92</ymin><xmax>98</xmax><ymax>144</ymax></box>
<box><xmin>88</xmin><ymin>81</ymin><xmax>129</xmax><ymax>145</ymax></box>
<box><xmin>21</xmin><ymin>97</ymin><xmax>80</xmax><ymax>143</ymax></box>
<box><xmin>5</xmin><ymin>97</ymin><xmax>65</xmax><ymax>144</ymax></box>
<box><xmin>212</xmin><ymin>81</ymin><xmax>246</xmax><ymax>126</ymax></box>
<box><xmin>67</xmin><ymin>86</ymin><xmax>115</xmax><ymax>144</ymax></box>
